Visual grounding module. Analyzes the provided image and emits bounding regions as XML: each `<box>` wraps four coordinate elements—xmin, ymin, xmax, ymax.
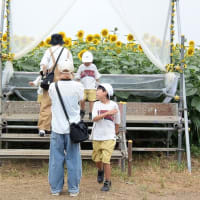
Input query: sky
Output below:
<box><xmin>0</xmin><ymin>0</ymin><xmax>200</xmax><ymax>45</ymax></box>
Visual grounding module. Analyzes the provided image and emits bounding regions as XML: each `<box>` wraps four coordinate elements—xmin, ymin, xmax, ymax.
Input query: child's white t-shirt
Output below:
<box><xmin>92</xmin><ymin>100</ymin><xmax>121</xmax><ymax>141</ymax></box>
<box><xmin>76</xmin><ymin>63</ymin><xmax>101</xmax><ymax>89</ymax></box>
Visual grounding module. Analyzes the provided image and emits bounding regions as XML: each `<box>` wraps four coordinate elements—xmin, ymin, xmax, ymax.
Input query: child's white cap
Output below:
<box><xmin>58</xmin><ymin>60</ymin><xmax>74</xmax><ymax>73</ymax></box>
<box><xmin>99</xmin><ymin>83</ymin><xmax>114</xmax><ymax>97</ymax></box>
<box><xmin>82</xmin><ymin>51</ymin><xmax>93</xmax><ymax>62</ymax></box>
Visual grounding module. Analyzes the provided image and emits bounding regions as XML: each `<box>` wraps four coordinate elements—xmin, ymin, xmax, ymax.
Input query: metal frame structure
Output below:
<box><xmin>0</xmin><ymin>0</ymin><xmax>192</xmax><ymax>172</ymax></box>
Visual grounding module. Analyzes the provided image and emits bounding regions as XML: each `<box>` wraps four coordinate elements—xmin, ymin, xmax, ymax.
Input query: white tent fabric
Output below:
<box><xmin>10</xmin><ymin>0</ymin><xmax>78</xmax><ymax>59</ymax></box>
<box><xmin>109</xmin><ymin>0</ymin><xmax>171</xmax><ymax>71</ymax></box>
<box><xmin>7</xmin><ymin>0</ymin><xmax>172</xmax><ymax>71</ymax></box>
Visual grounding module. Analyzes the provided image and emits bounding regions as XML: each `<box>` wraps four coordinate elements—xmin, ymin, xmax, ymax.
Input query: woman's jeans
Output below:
<box><xmin>48</xmin><ymin>131</ymin><xmax>82</xmax><ymax>194</ymax></box>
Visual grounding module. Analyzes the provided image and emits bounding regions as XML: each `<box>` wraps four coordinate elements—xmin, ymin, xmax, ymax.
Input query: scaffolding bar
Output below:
<box><xmin>180</xmin><ymin>35</ymin><xmax>191</xmax><ymax>173</ymax></box>
<box><xmin>0</xmin><ymin>0</ymin><xmax>6</xmax><ymax>140</ymax></box>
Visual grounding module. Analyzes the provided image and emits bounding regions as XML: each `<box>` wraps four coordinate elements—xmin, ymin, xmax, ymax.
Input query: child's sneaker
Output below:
<box><xmin>97</xmin><ymin>170</ymin><xmax>104</xmax><ymax>183</ymax></box>
<box><xmin>80</xmin><ymin>110</ymin><xmax>85</xmax><ymax>119</ymax></box>
<box><xmin>89</xmin><ymin>112</ymin><xmax>92</xmax><ymax>120</ymax></box>
<box><xmin>101</xmin><ymin>180</ymin><xmax>111</xmax><ymax>192</ymax></box>
<box><xmin>69</xmin><ymin>192</ymin><xmax>79</xmax><ymax>197</ymax></box>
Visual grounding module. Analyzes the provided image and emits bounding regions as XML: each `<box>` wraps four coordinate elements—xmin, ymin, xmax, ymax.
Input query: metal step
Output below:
<box><xmin>0</xmin><ymin>133</ymin><xmax>118</xmax><ymax>143</ymax></box>
<box><xmin>132</xmin><ymin>148</ymin><xmax>183</xmax><ymax>152</ymax></box>
<box><xmin>0</xmin><ymin>149</ymin><xmax>122</xmax><ymax>159</ymax></box>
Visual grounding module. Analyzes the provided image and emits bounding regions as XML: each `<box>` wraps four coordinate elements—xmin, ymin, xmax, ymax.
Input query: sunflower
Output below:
<box><xmin>86</xmin><ymin>34</ymin><xmax>93</xmax><ymax>43</ymax></box>
<box><xmin>76</xmin><ymin>30</ymin><xmax>84</xmax><ymax>39</ymax></box>
<box><xmin>171</xmin><ymin>30</ymin><xmax>175</xmax><ymax>35</ymax></box>
<box><xmin>59</xmin><ymin>31</ymin><xmax>66</xmax><ymax>39</ymax></box>
<box><xmin>45</xmin><ymin>37</ymin><xmax>51</xmax><ymax>46</ymax></box>
<box><xmin>101</xmin><ymin>29</ymin><xmax>109</xmax><ymax>37</ymax></box>
<box><xmin>73</xmin><ymin>41</ymin><xmax>78</xmax><ymax>45</ymax></box>
<box><xmin>116</xmin><ymin>49</ymin><xmax>121</xmax><ymax>54</ymax></box>
<box><xmin>109</xmin><ymin>34</ymin><xmax>117</xmax><ymax>43</ymax></box>
<box><xmin>64</xmin><ymin>37</ymin><xmax>72</xmax><ymax>47</ymax></box>
<box><xmin>78</xmin><ymin>49</ymin><xmax>87</xmax><ymax>60</ymax></box>
<box><xmin>2</xmin><ymin>43</ymin><xmax>7</xmax><ymax>49</ymax></box>
<box><xmin>126</xmin><ymin>42</ymin><xmax>136</xmax><ymax>49</ymax></box>
<box><xmin>88</xmin><ymin>46</ymin><xmax>96</xmax><ymax>51</ymax></box>
<box><xmin>2</xmin><ymin>33</ymin><xmax>7</xmax><ymax>41</ymax></box>
<box><xmin>138</xmin><ymin>44</ymin><xmax>143</xmax><ymax>52</ymax></box>
<box><xmin>92</xmin><ymin>38</ymin><xmax>100</xmax><ymax>45</ymax></box>
<box><xmin>116</xmin><ymin>41</ymin><xmax>122</xmax><ymax>48</ymax></box>
<box><xmin>189</xmin><ymin>40</ymin><xmax>195</xmax><ymax>47</ymax></box>
<box><xmin>93</xmin><ymin>33</ymin><xmax>101</xmax><ymax>40</ymax></box>
<box><xmin>127</xmin><ymin>34</ymin><xmax>134</xmax><ymax>41</ymax></box>
<box><xmin>39</xmin><ymin>41</ymin><xmax>45</xmax><ymax>47</ymax></box>
<box><xmin>187</xmin><ymin>47</ymin><xmax>194</xmax><ymax>56</ymax></box>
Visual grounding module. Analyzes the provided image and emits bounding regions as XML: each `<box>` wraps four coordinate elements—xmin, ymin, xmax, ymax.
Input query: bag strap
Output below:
<box><xmin>55</xmin><ymin>82</ymin><xmax>70</xmax><ymax>124</ymax></box>
<box><xmin>51</xmin><ymin>47</ymin><xmax>65</xmax><ymax>73</ymax></box>
<box><xmin>49</xmin><ymin>48</ymin><xmax>56</xmax><ymax>65</ymax></box>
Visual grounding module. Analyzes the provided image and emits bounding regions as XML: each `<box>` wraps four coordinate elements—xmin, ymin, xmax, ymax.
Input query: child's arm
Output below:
<box><xmin>115</xmin><ymin>124</ymin><xmax>120</xmax><ymax>135</ymax></box>
<box><xmin>93</xmin><ymin>109</ymin><xmax>118</xmax><ymax>122</ymax></box>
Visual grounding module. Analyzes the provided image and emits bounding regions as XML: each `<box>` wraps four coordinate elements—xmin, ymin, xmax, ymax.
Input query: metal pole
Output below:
<box><xmin>176</xmin><ymin>0</ymin><xmax>182</xmax><ymax>44</ymax></box>
<box><xmin>180</xmin><ymin>35</ymin><xmax>191</xmax><ymax>173</ymax></box>
<box><xmin>6</xmin><ymin>0</ymin><xmax>11</xmax><ymax>54</ymax></box>
<box><xmin>0</xmin><ymin>0</ymin><xmax>6</xmax><ymax>142</ymax></box>
<box><xmin>170</xmin><ymin>0</ymin><xmax>175</xmax><ymax>64</ymax></box>
<box><xmin>128</xmin><ymin>140</ymin><xmax>132</xmax><ymax>176</ymax></box>
<box><xmin>160</xmin><ymin>0</ymin><xmax>171</xmax><ymax>59</ymax></box>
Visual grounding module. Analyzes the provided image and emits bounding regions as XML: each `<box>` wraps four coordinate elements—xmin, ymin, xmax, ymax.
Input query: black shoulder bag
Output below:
<box><xmin>55</xmin><ymin>82</ymin><xmax>89</xmax><ymax>143</ymax></box>
<box><xmin>40</xmin><ymin>47</ymin><xmax>64</xmax><ymax>90</ymax></box>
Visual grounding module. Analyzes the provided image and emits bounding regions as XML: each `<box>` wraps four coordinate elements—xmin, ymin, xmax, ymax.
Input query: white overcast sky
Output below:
<box><xmin>1</xmin><ymin>0</ymin><xmax>200</xmax><ymax>45</ymax></box>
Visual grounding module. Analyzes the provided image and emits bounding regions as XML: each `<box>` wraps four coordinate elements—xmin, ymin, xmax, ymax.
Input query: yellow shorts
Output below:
<box><xmin>37</xmin><ymin>94</ymin><xmax>43</xmax><ymax>103</ymax></box>
<box><xmin>92</xmin><ymin>140</ymin><xmax>116</xmax><ymax>164</ymax></box>
<box><xmin>84</xmin><ymin>89</ymin><xmax>96</xmax><ymax>101</ymax></box>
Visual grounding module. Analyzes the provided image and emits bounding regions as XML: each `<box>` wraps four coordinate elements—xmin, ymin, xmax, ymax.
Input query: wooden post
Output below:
<box><xmin>119</xmin><ymin>102</ymin><xmax>127</xmax><ymax>172</ymax></box>
<box><xmin>128</xmin><ymin>140</ymin><xmax>132</xmax><ymax>176</ymax></box>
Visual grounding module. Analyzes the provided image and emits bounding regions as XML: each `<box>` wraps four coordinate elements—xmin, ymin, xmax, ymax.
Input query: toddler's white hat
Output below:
<box><xmin>58</xmin><ymin>60</ymin><xmax>74</xmax><ymax>73</ymax></box>
<box><xmin>99</xmin><ymin>83</ymin><xmax>114</xmax><ymax>97</ymax></box>
<box><xmin>82</xmin><ymin>51</ymin><xmax>93</xmax><ymax>62</ymax></box>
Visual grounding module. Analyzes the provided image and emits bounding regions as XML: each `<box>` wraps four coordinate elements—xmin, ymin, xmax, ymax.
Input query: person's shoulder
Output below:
<box><xmin>72</xmin><ymin>80</ymin><xmax>83</xmax><ymax>87</ymax></box>
<box><xmin>78</xmin><ymin>64</ymin><xmax>84</xmax><ymax>69</ymax></box>
<box><xmin>91</xmin><ymin>63</ymin><xmax>97</xmax><ymax>68</ymax></box>
<box><xmin>110</xmin><ymin>100</ymin><xmax>118</xmax><ymax>106</ymax></box>
<box><xmin>94</xmin><ymin>100</ymin><xmax>100</xmax><ymax>106</ymax></box>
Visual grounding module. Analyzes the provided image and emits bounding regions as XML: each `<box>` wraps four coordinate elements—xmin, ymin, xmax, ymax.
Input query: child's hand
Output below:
<box><xmin>29</xmin><ymin>81</ymin><xmax>34</xmax><ymax>86</ymax></box>
<box><xmin>108</xmin><ymin>109</ymin><xmax>118</xmax><ymax>115</ymax></box>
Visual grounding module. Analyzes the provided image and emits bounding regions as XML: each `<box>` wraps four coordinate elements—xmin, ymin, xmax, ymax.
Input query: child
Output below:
<box><xmin>76</xmin><ymin>51</ymin><xmax>101</xmax><ymax>120</ymax></box>
<box><xmin>91</xmin><ymin>83</ymin><xmax>120</xmax><ymax>192</ymax></box>
<box><xmin>29</xmin><ymin>74</ymin><xmax>43</xmax><ymax>103</ymax></box>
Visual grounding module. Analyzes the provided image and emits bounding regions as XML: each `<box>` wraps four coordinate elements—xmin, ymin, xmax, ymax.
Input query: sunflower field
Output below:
<box><xmin>1</xmin><ymin>29</ymin><xmax>200</xmax><ymax>148</ymax></box>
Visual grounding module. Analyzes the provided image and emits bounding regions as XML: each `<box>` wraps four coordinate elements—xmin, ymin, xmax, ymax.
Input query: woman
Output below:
<box><xmin>48</xmin><ymin>60</ymin><xmax>84</xmax><ymax>196</ymax></box>
<box><xmin>38</xmin><ymin>33</ymin><xmax>73</xmax><ymax>136</ymax></box>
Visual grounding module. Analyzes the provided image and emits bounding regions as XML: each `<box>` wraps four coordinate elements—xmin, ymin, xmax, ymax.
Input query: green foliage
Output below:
<box><xmin>4</xmin><ymin>38</ymin><xmax>200</xmax><ymax>149</ymax></box>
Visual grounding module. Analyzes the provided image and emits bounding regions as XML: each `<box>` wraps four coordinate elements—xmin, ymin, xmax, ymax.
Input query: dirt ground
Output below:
<box><xmin>0</xmin><ymin>154</ymin><xmax>200</xmax><ymax>200</ymax></box>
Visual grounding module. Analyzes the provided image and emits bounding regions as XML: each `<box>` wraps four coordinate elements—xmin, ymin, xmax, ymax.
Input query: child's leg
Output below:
<box><xmin>80</xmin><ymin>100</ymin><xmax>85</xmax><ymax>111</ymax></box>
<box><xmin>103</xmin><ymin>163</ymin><xmax>111</xmax><ymax>181</ymax></box>
<box><xmin>89</xmin><ymin>101</ymin><xmax>94</xmax><ymax>113</ymax></box>
<box><xmin>88</xmin><ymin>101</ymin><xmax>94</xmax><ymax>120</ymax></box>
<box><xmin>96</xmin><ymin>161</ymin><xmax>103</xmax><ymax>170</ymax></box>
